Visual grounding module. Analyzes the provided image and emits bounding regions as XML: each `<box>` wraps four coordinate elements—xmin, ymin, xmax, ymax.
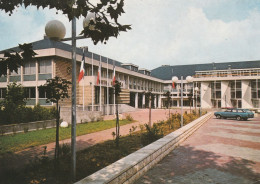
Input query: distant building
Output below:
<box><xmin>0</xmin><ymin>38</ymin><xmax>259</xmax><ymax>112</ymax></box>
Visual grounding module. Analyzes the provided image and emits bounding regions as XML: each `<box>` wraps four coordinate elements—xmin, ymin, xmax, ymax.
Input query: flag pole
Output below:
<box><xmin>113</xmin><ymin>60</ymin><xmax>116</xmax><ymax>115</ymax></box>
<box><xmin>99</xmin><ymin>55</ymin><xmax>102</xmax><ymax>113</ymax></box>
<box><xmin>83</xmin><ymin>50</ymin><xmax>85</xmax><ymax>111</ymax></box>
<box><xmin>107</xmin><ymin>57</ymin><xmax>109</xmax><ymax>115</ymax></box>
<box><xmin>91</xmin><ymin>53</ymin><xmax>93</xmax><ymax>112</ymax></box>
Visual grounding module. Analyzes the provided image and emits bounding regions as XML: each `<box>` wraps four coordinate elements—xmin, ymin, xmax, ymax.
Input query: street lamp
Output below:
<box><xmin>186</xmin><ymin>76</ymin><xmax>194</xmax><ymax>113</ymax></box>
<box><xmin>45</xmin><ymin>12</ymin><xmax>95</xmax><ymax>181</ymax></box>
<box><xmin>194</xmin><ymin>86</ymin><xmax>199</xmax><ymax>114</ymax></box>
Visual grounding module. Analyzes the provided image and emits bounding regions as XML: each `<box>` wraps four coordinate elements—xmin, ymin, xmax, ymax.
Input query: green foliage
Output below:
<box><xmin>163</xmin><ymin>91</ymin><xmax>171</xmax><ymax>109</ymax></box>
<box><xmin>0</xmin><ymin>105</ymin><xmax>56</xmax><ymax>125</ymax></box>
<box><xmin>141</xmin><ymin>124</ymin><xmax>164</xmax><ymax>145</ymax></box>
<box><xmin>125</xmin><ymin>114</ymin><xmax>134</xmax><ymax>121</ymax></box>
<box><xmin>0</xmin><ymin>112</ymin><xmax>203</xmax><ymax>183</ymax></box>
<box><xmin>0</xmin><ymin>119</ymin><xmax>133</xmax><ymax>154</ymax></box>
<box><xmin>0</xmin><ymin>0</ymin><xmax>131</xmax><ymax>45</ymax></box>
<box><xmin>0</xmin><ymin>43</ymin><xmax>37</xmax><ymax>77</ymax></box>
<box><xmin>39</xmin><ymin>77</ymin><xmax>71</xmax><ymax>104</ymax></box>
<box><xmin>2</xmin><ymin>82</ymin><xmax>26</xmax><ymax>109</ymax></box>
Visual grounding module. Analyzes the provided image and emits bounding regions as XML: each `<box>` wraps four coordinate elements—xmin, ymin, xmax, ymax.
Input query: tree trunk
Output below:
<box><xmin>148</xmin><ymin>95</ymin><xmax>151</xmax><ymax>127</ymax></box>
<box><xmin>116</xmin><ymin>102</ymin><xmax>119</xmax><ymax>147</ymax></box>
<box><xmin>55</xmin><ymin>103</ymin><xmax>60</xmax><ymax>160</ymax></box>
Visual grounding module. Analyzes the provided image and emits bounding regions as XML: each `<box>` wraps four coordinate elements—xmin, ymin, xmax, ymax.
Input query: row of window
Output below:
<box><xmin>10</xmin><ymin>60</ymin><xmax>51</xmax><ymax>75</ymax></box>
<box><xmin>0</xmin><ymin>87</ymin><xmax>48</xmax><ymax>99</ymax></box>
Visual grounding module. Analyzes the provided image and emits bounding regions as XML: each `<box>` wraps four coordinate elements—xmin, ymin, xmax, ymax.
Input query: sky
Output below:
<box><xmin>1</xmin><ymin>0</ymin><xmax>260</xmax><ymax>70</ymax></box>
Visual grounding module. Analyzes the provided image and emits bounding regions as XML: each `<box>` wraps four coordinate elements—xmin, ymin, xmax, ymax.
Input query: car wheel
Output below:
<box><xmin>236</xmin><ymin>116</ymin><xmax>241</xmax><ymax>121</ymax></box>
<box><xmin>216</xmin><ymin>115</ymin><xmax>221</xmax><ymax>119</ymax></box>
<box><xmin>243</xmin><ymin>118</ymin><xmax>248</xmax><ymax>121</ymax></box>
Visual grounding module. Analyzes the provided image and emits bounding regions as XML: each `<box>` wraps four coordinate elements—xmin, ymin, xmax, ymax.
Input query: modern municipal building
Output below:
<box><xmin>0</xmin><ymin>38</ymin><xmax>260</xmax><ymax>112</ymax></box>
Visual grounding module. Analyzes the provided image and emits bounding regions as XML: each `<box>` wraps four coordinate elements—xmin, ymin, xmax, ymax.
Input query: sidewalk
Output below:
<box><xmin>0</xmin><ymin>108</ymin><xmax>172</xmax><ymax>171</ymax></box>
<box><xmin>135</xmin><ymin>114</ymin><xmax>260</xmax><ymax>184</ymax></box>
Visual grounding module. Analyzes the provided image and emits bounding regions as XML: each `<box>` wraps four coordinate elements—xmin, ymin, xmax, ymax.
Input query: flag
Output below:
<box><xmin>112</xmin><ymin>65</ymin><xmax>116</xmax><ymax>86</ymax></box>
<box><xmin>172</xmin><ymin>82</ymin><xmax>175</xmax><ymax>89</ymax></box>
<box><xmin>78</xmin><ymin>51</ymin><xmax>85</xmax><ymax>82</ymax></box>
<box><xmin>97</xmin><ymin>61</ymin><xmax>101</xmax><ymax>85</ymax></box>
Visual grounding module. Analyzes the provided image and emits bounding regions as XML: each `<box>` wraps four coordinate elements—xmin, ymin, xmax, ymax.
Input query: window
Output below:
<box><xmin>25</xmin><ymin>87</ymin><xmax>36</xmax><ymax>98</ymax></box>
<box><xmin>24</xmin><ymin>61</ymin><xmax>36</xmax><ymax>75</ymax></box>
<box><xmin>0</xmin><ymin>88</ymin><xmax>6</xmax><ymax>98</ymax></box>
<box><xmin>39</xmin><ymin>60</ymin><xmax>51</xmax><ymax>74</ymax></box>
<box><xmin>39</xmin><ymin>87</ymin><xmax>50</xmax><ymax>99</ymax></box>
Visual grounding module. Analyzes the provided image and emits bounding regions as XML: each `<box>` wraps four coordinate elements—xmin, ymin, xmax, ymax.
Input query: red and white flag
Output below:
<box><xmin>97</xmin><ymin>61</ymin><xmax>101</xmax><ymax>85</ymax></box>
<box><xmin>78</xmin><ymin>52</ymin><xmax>85</xmax><ymax>82</ymax></box>
<box><xmin>112</xmin><ymin>65</ymin><xmax>116</xmax><ymax>86</ymax></box>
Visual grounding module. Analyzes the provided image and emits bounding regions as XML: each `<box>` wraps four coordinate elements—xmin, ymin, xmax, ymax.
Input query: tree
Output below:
<box><xmin>163</xmin><ymin>91</ymin><xmax>172</xmax><ymax>121</ymax></box>
<box><xmin>39</xmin><ymin>76</ymin><xmax>71</xmax><ymax>160</ymax></box>
<box><xmin>1</xmin><ymin>82</ymin><xmax>27</xmax><ymax>123</ymax></box>
<box><xmin>187</xmin><ymin>90</ymin><xmax>193</xmax><ymax>113</ymax></box>
<box><xmin>114</xmin><ymin>80</ymin><xmax>121</xmax><ymax>147</ymax></box>
<box><xmin>0</xmin><ymin>0</ymin><xmax>131</xmax><ymax>76</ymax></box>
<box><xmin>144</xmin><ymin>90</ymin><xmax>153</xmax><ymax>127</ymax></box>
<box><xmin>0</xmin><ymin>43</ymin><xmax>37</xmax><ymax>77</ymax></box>
<box><xmin>0</xmin><ymin>0</ymin><xmax>131</xmax><ymax>45</ymax></box>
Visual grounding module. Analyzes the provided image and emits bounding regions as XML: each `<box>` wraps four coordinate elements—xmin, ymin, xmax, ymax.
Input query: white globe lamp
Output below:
<box><xmin>45</xmin><ymin>20</ymin><xmax>66</xmax><ymax>40</ymax></box>
<box><xmin>186</xmin><ymin>76</ymin><xmax>193</xmax><ymax>83</ymax></box>
<box><xmin>172</xmin><ymin>76</ymin><xmax>178</xmax><ymax>82</ymax></box>
<box><xmin>195</xmin><ymin>87</ymin><xmax>199</xmax><ymax>91</ymax></box>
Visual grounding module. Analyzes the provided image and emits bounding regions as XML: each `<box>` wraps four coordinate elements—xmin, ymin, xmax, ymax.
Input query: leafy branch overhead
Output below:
<box><xmin>0</xmin><ymin>43</ymin><xmax>37</xmax><ymax>77</ymax></box>
<box><xmin>0</xmin><ymin>0</ymin><xmax>132</xmax><ymax>45</ymax></box>
<box><xmin>39</xmin><ymin>76</ymin><xmax>72</xmax><ymax>104</ymax></box>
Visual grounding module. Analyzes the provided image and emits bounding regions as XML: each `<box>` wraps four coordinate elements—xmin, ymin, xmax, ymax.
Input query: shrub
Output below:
<box><xmin>0</xmin><ymin>105</ymin><xmax>56</xmax><ymax>125</ymax></box>
<box><xmin>141</xmin><ymin>124</ymin><xmax>163</xmax><ymax>146</ymax></box>
<box><xmin>125</xmin><ymin>114</ymin><xmax>134</xmax><ymax>121</ymax></box>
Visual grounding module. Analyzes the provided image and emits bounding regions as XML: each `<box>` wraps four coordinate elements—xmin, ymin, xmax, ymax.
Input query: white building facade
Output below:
<box><xmin>0</xmin><ymin>38</ymin><xmax>259</xmax><ymax>112</ymax></box>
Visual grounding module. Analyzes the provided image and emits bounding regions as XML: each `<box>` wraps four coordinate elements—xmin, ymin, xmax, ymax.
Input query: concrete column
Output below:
<box><xmin>135</xmin><ymin>92</ymin><xmax>138</xmax><ymax>108</ymax></box>
<box><xmin>154</xmin><ymin>94</ymin><xmax>157</xmax><ymax>108</ymax></box>
<box><xmin>158</xmin><ymin>95</ymin><xmax>162</xmax><ymax>108</ymax></box>
<box><xmin>142</xmin><ymin>93</ymin><xmax>145</xmax><ymax>108</ymax></box>
<box><xmin>36</xmin><ymin>60</ymin><xmax>39</xmax><ymax>105</ymax></box>
<box><xmin>201</xmin><ymin>82</ymin><xmax>212</xmax><ymax>108</ymax></box>
<box><xmin>242</xmin><ymin>80</ymin><xmax>253</xmax><ymax>108</ymax></box>
<box><xmin>221</xmin><ymin>81</ymin><xmax>232</xmax><ymax>108</ymax></box>
<box><xmin>127</xmin><ymin>75</ymin><xmax>129</xmax><ymax>89</ymax></box>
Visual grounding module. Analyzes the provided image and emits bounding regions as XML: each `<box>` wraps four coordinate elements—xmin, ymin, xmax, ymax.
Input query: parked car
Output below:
<box><xmin>214</xmin><ymin>108</ymin><xmax>254</xmax><ymax>121</ymax></box>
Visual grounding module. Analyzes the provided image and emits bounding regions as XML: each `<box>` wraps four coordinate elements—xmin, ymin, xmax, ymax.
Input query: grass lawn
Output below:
<box><xmin>0</xmin><ymin>119</ymin><xmax>134</xmax><ymax>154</ymax></box>
<box><xmin>0</xmin><ymin>113</ymin><xmax>202</xmax><ymax>184</ymax></box>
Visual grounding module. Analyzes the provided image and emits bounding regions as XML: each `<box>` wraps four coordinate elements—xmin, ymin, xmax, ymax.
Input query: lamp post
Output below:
<box><xmin>172</xmin><ymin>76</ymin><xmax>180</xmax><ymax>125</ymax></box>
<box><xmin>194</xmin><ymin>86</ymin><xmax>199</xmax><ymax>114</ymax></box>
<box><xmin>148</xmin><ymin>88</ymin><xmax>153</xmax><ymax>127</ymax></box>
<box><xmin>45</xmin><ymin>12</ymin><xmax>95</xmax><ymax>181</ymax></box>
<box><xmin>172</xmin><ymin>76</ymin><xmax>195</xmax><ymax>127</ymax></box>
<box><xmin>186</xmin><ymin>76</ymin><xmax>194</xmax><ymax>113</ymax></box>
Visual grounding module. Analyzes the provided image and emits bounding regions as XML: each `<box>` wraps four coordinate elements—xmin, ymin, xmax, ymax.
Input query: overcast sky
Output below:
<box><xmin>1</xmin><ymin>0</ymin><xmax>260</xmax><ymax>70</ymax></box>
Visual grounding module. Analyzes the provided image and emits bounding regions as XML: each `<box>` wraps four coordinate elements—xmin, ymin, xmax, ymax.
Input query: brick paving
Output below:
<box><xmin>0</xmin><ymin>108</ymin><xmax>177</xmax><ymax>171</ymax></box>
<box><xmin>135</xmin><ymin>114</ymin><xmax>260</xmax><ymax>184</ymax></box>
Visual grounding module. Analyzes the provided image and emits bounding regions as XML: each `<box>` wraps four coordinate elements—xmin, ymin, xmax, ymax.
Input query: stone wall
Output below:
<box><xmin>75</xmin><ymin>112</ymin><xmax>213</xmax><ymax>184</ymax></box>
<box><xmin>0</xmin><ymin>119</ymin><xmax>56</xmax><ymax>135</ymax></box>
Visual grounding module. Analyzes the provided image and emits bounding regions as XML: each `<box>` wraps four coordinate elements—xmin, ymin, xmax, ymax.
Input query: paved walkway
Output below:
<box><xmin>0</xmin><ymin>108</ymin><xmax>174</xmax><ymax>171</ymax></box>
<box><xmin>135</xmin><ymin>114</ymin><xmax>260</xmax><ymax>184</ymax></box>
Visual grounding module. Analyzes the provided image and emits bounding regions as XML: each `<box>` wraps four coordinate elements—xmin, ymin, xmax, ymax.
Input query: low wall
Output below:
<box><xmin>75</xmin><ymin>112</ymin><xmax>213</xmax><ymax>184</ymax></box>
<box><xmin>0</xmin><ymin>119</ymin><xmax>56</xmax><ymax>135</ymax></box>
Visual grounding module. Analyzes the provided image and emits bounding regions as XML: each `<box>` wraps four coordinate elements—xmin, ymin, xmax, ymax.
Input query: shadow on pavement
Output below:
<box><xmin>136</xmin><ymin>145</ymin><xmax>259</xmax><ymax>184</ymax></box>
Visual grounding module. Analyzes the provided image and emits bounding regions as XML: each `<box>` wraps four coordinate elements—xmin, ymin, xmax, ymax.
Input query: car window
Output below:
<box><xmin>237</xmin><ymin>110</ymin><xmax>243</xmax><ymax>113</ymax></box>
